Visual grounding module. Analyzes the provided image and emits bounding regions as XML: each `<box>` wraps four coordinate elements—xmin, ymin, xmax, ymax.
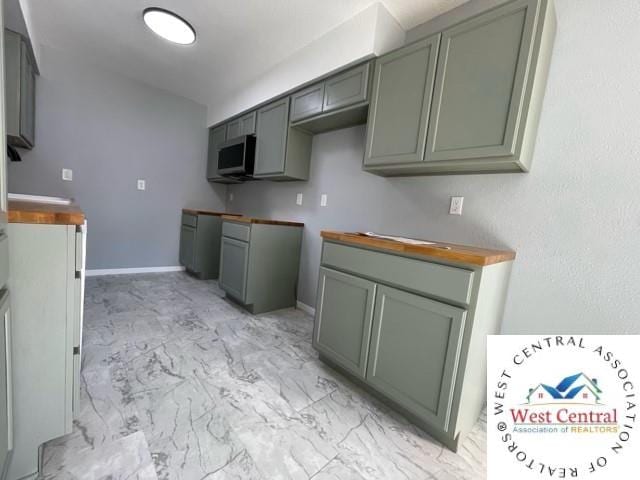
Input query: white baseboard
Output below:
<box><xmin>86</xmin><ymin>266</ymin><xmax>186</xmax><ymax>277</ymax></box>
<box><xmin>296</xmin><ymin>300</ymin><xmax>316</xmax><ymax>316</ymax></box>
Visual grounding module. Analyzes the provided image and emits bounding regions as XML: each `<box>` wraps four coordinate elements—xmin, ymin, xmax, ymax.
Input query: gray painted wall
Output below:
<box><xmin>8</xmin><ymin>45</ymin><xmax>226</xmax><ymax>269</ymax></box>
<box><xmin>227</xmin><ymin>0</ymin><xmax>640</xmax><ymax>335</ymax></box>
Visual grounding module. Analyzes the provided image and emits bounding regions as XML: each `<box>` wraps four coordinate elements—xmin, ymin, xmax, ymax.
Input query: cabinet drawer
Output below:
<box><xmin>181</xmin><ymin>213</ymin><xmax>198</xmax><ymax>228</ymax></box>
<box><xmin>323</xmin><ymin>62</ymin><xmax>370</xmax><ymax>113</ymax></box>
<box><xmin>222</xmin><ymin>221</ymin><xmax>251</xmax><ymax>242</ymax></box>
<box><xmin>321</xmin><ymin>242</ymin><xmax>474</xmax><ymax>305</ymax></box>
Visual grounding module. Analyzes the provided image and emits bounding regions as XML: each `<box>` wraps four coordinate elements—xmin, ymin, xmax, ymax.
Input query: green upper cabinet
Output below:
<box><xmin>323</xmin><ymin>62</ymin><xmax>370</xmax><ymax>114</ymax></box>
<box><xmin>254</xmin><ymin>97</ymin><xmax>312</xmax><ymax>181</ymax></box>
<box><xmin>314</xmin><ymin>268</ymin><xmax>376</xmax><ymax>379</ymax></box>
<box><xmin>366</xmin><ymin>285</ymin><xmax>466</xmax><ymax>431</ymax></box>
<box><xmin>207</xmin><ymin>124</ymin><xmax>240</xmax><ymax>184</ymax></box>
<box><xmin>364</xmin><ymin>36</ymin><xmax>440</xmax><ymax>167</ymax></box>
<box><xmin>255</xmin><ymin>98</ymin><xmax>289</xmax><ymax>176</ymax></box>
<box><xmin>4</xmin><ymin>29</ymin><xmax>37</xmax><ymax>150</ymax></box>
<box><xmin>226</xmin><ymin>118</ymin><xmax>242</xmax><ymax>139</ymax></box>
<box><xmin>364</xmin><ymin>0</ymin><xmax>555</xmax><ymax>175</ymax></box>
<box><xmin>426</xmin><ymin>0</ymin><xmax>540</xmax><ymax>164</ymax></box>
<box><xmin>227</xmin><ymin>111</ymin><xmax>256</xmax><ymax>138</ymax></box>
<box><xmin>290</xmin><ymin>84</ymin><xmax>325</xmax><ymax>123</ymax></box>
<box><xmin>239</xmin><ymin>111</ymin><xmax>257</xmax><ymax>136</ymax></box>
<box><xmin>290</xmin><ymin>61</ymin><xmax>372</xmax><ymax>134</ymax></box>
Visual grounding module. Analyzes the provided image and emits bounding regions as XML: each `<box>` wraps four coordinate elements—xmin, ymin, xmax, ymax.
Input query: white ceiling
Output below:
<box><xmin>23</xmin><ymin>0</ymin><xmax>467</xmax><ymax>108</ymax></box>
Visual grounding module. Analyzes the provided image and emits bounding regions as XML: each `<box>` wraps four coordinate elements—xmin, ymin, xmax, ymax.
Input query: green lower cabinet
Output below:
<box><xmin>219</xmin><ymin>237</ymin><xmax>249</xmax><ymax>301</ymax></box>
<box><xmin>314</xmin><ymin>268</ymin><xmax>375</xmax><ymax>379</ymax></box>
<box><xmin>179</xmin><ymin>225</ymin><xmax>196</xmax><ymax>271</ymax></box>
<box><xmin>366</xmin><ymin>285</ymin><xmax>466</xmax><ymax>431</ymax></box>
<box><xmin>0</xmin><ymin>293</ymin><xmax>11</xmax><ymax>477</ymax></box>
<box><xmin>314</xmin><ymin>239</ymin><xmax>513</xmax><ymax>451</ymax></box>
<box><xmin>219</xmin><ymin>220</ymin><xmax>303</xmax><ymax>314</ymax></box>
<box><xmin>179</xmin><ymin>212</ymin><xmax>226</xmax><ymax>280</ymax></box>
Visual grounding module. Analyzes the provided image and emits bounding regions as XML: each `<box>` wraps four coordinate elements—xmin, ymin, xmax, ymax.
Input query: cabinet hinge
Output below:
<box><xmin>73</xmin><ymin>346</ymin><xmax>80</xmax><ymax>355</ymax></box>
<box><xmin>75</xmin><ymin>271</ymin><xmax>81</xmax><ymax>279</ymax></box>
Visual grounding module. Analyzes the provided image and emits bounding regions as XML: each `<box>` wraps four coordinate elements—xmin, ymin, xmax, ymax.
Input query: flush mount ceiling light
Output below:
<box><xmin>143</xmin><ymin>7</ymin><xmax>196</xmax><ymax>45</ymax></box>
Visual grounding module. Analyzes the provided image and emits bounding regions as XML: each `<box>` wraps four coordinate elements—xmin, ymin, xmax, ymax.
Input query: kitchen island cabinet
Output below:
<box><xmin>314</xmin><ymin>231</ymin><xmax>514</xmax><ymax>451</ymax></box>
<box><xmin>179</xmin><ymin>209</ymin><xmax>240</xmax><ymax>280</ymax></box>
<box><xmin>219</xmin><ymin>216</ymin><xmax>303</xmax><ymax>313</ymax></box>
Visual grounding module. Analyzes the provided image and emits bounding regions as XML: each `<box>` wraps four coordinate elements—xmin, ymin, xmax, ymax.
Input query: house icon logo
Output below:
<box><xmin>526</xmin><ymin>372</ymin><xmax>602</xmax><ymax>405</ymax></box>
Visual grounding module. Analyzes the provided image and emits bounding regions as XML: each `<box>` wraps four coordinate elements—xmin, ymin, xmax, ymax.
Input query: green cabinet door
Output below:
<box><xmin>290</xmin><ymin>83</ymin><xmax>325</xmax><ymax>123</ymax></box>
<box><xmin>219</xmin><ymin>237</ymin><xmax>249</xmax><ymax>301</ymax></box>
<box><xmin>314</xmin><ymin>268</ymin><xmax>376</xmax><ymax>379</ymax></box>
<box><xmin>240</xmin><ymin>111</ymin><xmax>257</xmax><ymax>136</ymax></box>
<box><xmin>425</xmin><ymin>0</ymin><xmax>539</xmax><ymax>162</ymax></box>
<box><xmin>206</xmin><ymin>124</ymin><xmax>227</xmax><ymax>180</ymax></box>
<box><xmin>0</xmin><ymin>293</ymin><xmax>12</xmax><ymax>476</ymax></box>
<box><xmin>226</xmin><ymin>119</ymin><xmax>242</xmax><ymax>139</ymax></box>
<box><xmin>19</xmin><ymin>44</ymin><xmax>35</xmax><ymax>147</ymax></box>
<box><xmin>363</xmin><ymin>35</ymin><xmax>440</xmax><ymax>166</ymax></box>
<box><xmin>5</xmin><ymin>30</ymin><xmax>36</xmax><ymax>149</ymax></box>
<box><xmin>323</xmin><ymin>62</ymin><xmax>370</xmax><ymax>113</ymax></box>
<box><xmin>366</xmin><ymin>285</ymin><xmax>466</xmax><ymax>431</ymax></box>
<box><xmin>179</xmin><ymin>225</ymin><xmax>196</xmax><ymax>272</ymax></box>
<box><xmin>254</xmin><ymin>98</ymin><xmax>290</xmax><ymax>176</ymax></box>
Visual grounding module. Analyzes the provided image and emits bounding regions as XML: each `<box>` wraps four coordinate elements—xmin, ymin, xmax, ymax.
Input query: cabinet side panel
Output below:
<box><xmin>3</xmin><ymin>32</ymin><xmax>20</xmax><ymax>139</ymax></box>
<box><xmin>7</xmin><ymin>224</ymin><xmax>69</xmax><ymax>480</ymax></box>
<box><xmin>453</xmin><ymin>261</ymin><xmax>512</xmax><ymax>439</ymax></box>
<box><xmin>517</xmin><ymin>0</ymin><xmax>556</xmax><ymax>171</ymax></box>
<box><xmin>246</xmin><ymin>225</ymin><xmax>302</xmax><ymax>313</ymax></box>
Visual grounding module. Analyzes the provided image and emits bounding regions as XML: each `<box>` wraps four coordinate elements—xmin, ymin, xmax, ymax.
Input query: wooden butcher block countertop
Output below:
<box><xmin>221</xmin><ymin>215</ymin><xmax>304</xmax><ymax>227</ymax></box>
<box><xmin>321</xmin><ymin>231</ymin><xmax>515</xmax><ymax>266</ymax></box>
<box><xmin>182</xmin><ymin>208</ymin><xmax>241</xmax><ymax>217</ymax></box>
<box><xmin>8</xmin><ymin>200</ymin><xmax>85</xmax><ymax>226</ymax></box>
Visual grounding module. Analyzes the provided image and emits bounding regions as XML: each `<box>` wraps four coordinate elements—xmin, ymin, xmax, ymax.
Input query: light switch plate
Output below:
<box><xmin>449</xmin><ymin>196</ymin><xmax>464</xmax><ymax>215</ymax></box>
<box><xmin>229</xmin><ymin>192</ymin><xmax>234</xmax><ymax>202</ymax></box>
<box><xmin>137</xmin><ymin>179</ymin><xmax>146</xmax><ymax>191</ymax></box>
<box><xmin>296</xmin><ymin>193</ymin><xmax>303</xmax><ymax>206</ymax></box>
<box><xmin>62</xmin><ymin>168</ymin><xmax>73</xmax><ymax>181</ymax></box>
<box><xmin>320</xmin><ymin>194</ymin><xmax>328</xmax><ymax>207</ymax></box>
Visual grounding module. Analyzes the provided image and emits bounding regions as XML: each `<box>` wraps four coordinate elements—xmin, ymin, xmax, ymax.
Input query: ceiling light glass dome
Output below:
<box><xmin>143</xmin><ymin>8</ymin><xmax>196</xmax><ymax>45</ymax></box>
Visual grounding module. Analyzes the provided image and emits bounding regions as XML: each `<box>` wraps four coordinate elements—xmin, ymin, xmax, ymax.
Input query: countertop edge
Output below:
<box><xmin>222</xmin><ymin>215</ymin><xmax>304</xmax><ymax>227</ymax></box>
<box><xmin>320</xmin><ymin>231</ymin><xmax>516</xmax><ymax>267</ymax></box>
<box><xmin>8</xmin><ymin>200</ymin><xmax>85</xmax><ymax>226</ymax></box>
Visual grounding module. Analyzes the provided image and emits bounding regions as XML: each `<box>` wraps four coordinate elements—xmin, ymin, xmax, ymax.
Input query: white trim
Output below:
<box><xmin>296</xmin><ymin>300</ymin><xmax>316</xmax><ymax>317</ymax></box>
<box><xmin>86</xmin><ymin>266</ymin><xmax>186</xmax><ymax>277</ymax></box>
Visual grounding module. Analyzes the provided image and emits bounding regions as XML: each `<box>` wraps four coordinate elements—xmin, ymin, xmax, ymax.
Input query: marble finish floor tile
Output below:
<box><xmin>41</xmin><ymin>272</ymin><xmax>486</xmax><ymax>479</ymax></box>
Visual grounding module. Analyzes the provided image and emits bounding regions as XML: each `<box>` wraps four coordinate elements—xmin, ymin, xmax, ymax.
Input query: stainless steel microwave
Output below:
<box><xmin>217</xmin><ymin>135</ymin><xmax>256</xmax><ymax>178</ymax></box>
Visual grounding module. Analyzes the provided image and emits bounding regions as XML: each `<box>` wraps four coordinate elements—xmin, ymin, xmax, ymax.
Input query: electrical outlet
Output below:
<box><xmin>137</xmin><ymin>179</ymin><xmax>146</xmax><ymax>191</ymax></box>
<box><xmin>320</xmin><ymin>194</ymin><xmax>328</xmax><ymax>207</ymax></box>
<box><xmin>296</xmin><ymin>193</ymin><xmax>303</xmax><ymax>206</ymax></box>
<box><xmin>62</xmin><ymin>168</ymin><xmax>73</xmax><ymax>181</ymax></box>
<box><xmin>449</xmin><ymin>196</ymin><xmax>464</xmax><ymax>215</ymax></box>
